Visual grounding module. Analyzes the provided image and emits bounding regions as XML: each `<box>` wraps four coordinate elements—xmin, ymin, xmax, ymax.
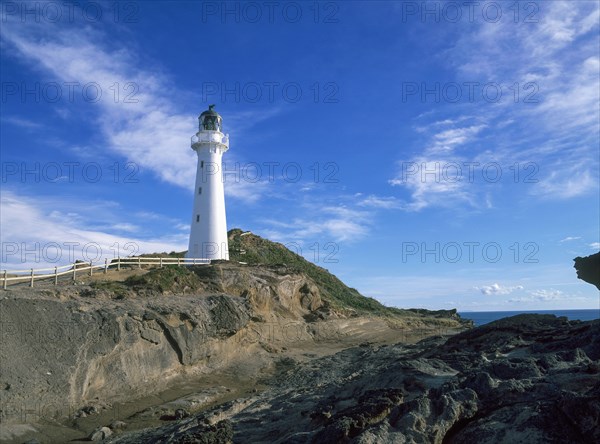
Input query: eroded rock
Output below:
<box><xmin>109</xmin><ymin>316</ymin><xmax>599</xmax><ymax>444</ymax></box>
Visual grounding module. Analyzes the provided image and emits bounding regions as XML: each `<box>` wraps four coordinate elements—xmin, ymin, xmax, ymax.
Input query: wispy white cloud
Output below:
<box><xmin>529</xmin><ymin>289</ymin><xmax>564</xmax><ymax>300</ymax></box>
<box><xmin>429</xmin><ymin>125</ymin><xmax>486</xmax><ymax>153</ymax></box>
<box><xmin>108</xmin><ymin>223</ymin><xmax>140</xmax><ymax>233</ymax></box>
<box><xmin>475</xmin><ymin>283</ymin><xmax>524</xmax><ymax>296</ymax></box>
<box><xmin>224</xmin><ymin>179</ymin><xmax>269</xmax><ymax>203</ymax></box>
<box><xmin>460</xmin><ymin>2</ymin><xmax>599</xmax><ymax>140</ymax></box>
<box><xmin>390</xmin><ymin>1</ymin><xmax>599</xmax><ymax>211</ymax></box>
<box><xmin>1</xmin><ymin>116</ymin><xmax>44</xmax><ymax>130</ymax></box>
<box><xmin>259</xmin><ymin>204</ymin><xmax>370</xmax><ymax>245</ymax></box>
<box><xmin>590</xmin><ymin>242</ymin><xmax>600</xmax><ymax>250</ymax></box>
<box><xmin>509</xmin><ymin>288</ymin><xmax>572</xmax><ymax>303</ymax></box>
<box><xmin>389</xmin><ymin>115</ymin><xmax>489</xmax><ymax>211</ymax></box>
<box><xmin>0</xmin><ymin>9</ymin><xmax>277</xmax><ymax>203</ymax></box>
<box><xmin>560</xmin><ymin>236</ymin><xmax>581</xmax><ymax>243</ymax></box>
<box><xmin>357</xmin><ymin>195</ymin><xmax>402</xmax><ymax>209</ymax></box>
<box><xmin>532</xmin><ymin>165</ymin><xmax>596</xmax><ymax>199</ymax></box>
<box><xmin>389</xmin><ymin>158</ymin><xmax>478</xmax><ymax>212</ymax></box>
<box><xmin>0</xmin><ymin>190</ymin><xmax>187</xmax><ymax>268</ymax></box>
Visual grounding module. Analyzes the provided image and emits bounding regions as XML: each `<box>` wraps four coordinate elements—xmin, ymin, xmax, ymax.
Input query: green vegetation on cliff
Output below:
<box><xmin>125</xmin><ymin>265</ymin><xmax>202</xmax><ymax>293</ymax></box>
<box><xmin>96</xmin><ymin>229</ymin><xmax>463</xmax><ymax>321</ymax></box>
<box><xmin>227</xmin><ymin>229</ymin><xmax>387</xmax><ymax>314</ymax></box>
<box><xmin>227</xmin><ymin>229</ymin><xmax>458</xmax><ymax>320</ymax></box>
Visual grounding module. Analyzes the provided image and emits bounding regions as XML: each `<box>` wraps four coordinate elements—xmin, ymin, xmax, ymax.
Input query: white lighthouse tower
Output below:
<box><xmin>186</xmin><ymin>105</ymin><xmax>229</xmax><ymax>260</ymax></box>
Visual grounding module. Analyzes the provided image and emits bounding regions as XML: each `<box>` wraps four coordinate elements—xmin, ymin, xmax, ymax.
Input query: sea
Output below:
<box><xmin>458</xmin><ymin>309</ymin><xmax>600</xmax><ymax>327</ymax></box>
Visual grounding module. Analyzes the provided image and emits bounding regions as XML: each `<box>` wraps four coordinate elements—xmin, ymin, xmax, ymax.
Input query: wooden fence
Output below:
<box><xmin>1</xmin><ymin>257</ymin><xmax>211</xmax><ymax>289</ymax></box>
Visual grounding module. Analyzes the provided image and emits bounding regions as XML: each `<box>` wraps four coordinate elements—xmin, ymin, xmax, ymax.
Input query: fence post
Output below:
<box><xmin>54</xmin><ymin>267</ymin><xmax>58</xmax><ymax>285</ymax></box>
<box><xmin>30</xmin><ymin>268</ymin><xmax>34</xmax><ymax>288</ymax></box>
<box><xmin>89</xmin><ymin>261</ymin><xmax>93</xmax><ymax>277</ymax></box>
<box><xmin>138</xmin><ymin>257</ymin><xmax>141</xmax><ymax>269</ymax></box>
<box><xmin>73</xmin><ymin>263</ymin><xmax>77</xmax><ymax>281</ymax></box>
<box><xmin>3</xmin><ymin>270</ymin><xmax>6</xmax><ymax>290</ymax></box>
<box><xmin>104</xmin><ymin>258</ymin><xmax>108</xmax><ymax>274</ymax></box>
<box><xmin>160</xmin><ymin>257</ymin><xmax>163</xmax><ymax>268</ymax></box>
<box><xmin>117</xmin><ymin>257</ymin><xmax>121</xmax><ymax>271</ymax></box>
<box><xmin>178</xmin><ymin>257</ymin><xmax>181</xmax><ymax>266</ymax></box>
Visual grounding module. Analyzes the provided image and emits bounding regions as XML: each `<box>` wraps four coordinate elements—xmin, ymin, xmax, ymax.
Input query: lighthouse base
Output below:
<box><xmin>186</xmin><ymin>241</ymin><xmax>229</xmax><ymax>261</ymax></box>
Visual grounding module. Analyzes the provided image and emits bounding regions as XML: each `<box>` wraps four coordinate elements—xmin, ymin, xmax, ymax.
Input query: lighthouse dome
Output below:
<box><xmin>199</xmin><ymin>104</ymin><xmax>223</xmax><ymax>132</ymax></box>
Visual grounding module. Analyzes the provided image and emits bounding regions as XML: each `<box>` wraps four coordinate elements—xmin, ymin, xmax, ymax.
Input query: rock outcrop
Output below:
<box><xmin>110</xmin><ymin>315</ymin><xmax>600</xmax><ymax>444</ymax></box>
<box><xmin>0</xmin><ymin>240</ymin><xmax>468</xmax><ymax>443</ymax></box>
<box><xmin>574</xmin><ymin>252</ymin><xmax>600</xmax><ymax>290</ymax></box>
<box><xmin>0</xmin><ymin>292</ymin><xmax>251</xmax><ymax>425</ymax></box>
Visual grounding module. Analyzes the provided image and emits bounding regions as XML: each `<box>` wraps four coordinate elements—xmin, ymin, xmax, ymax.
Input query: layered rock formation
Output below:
<box><xmin>111</xmin><ymin>315</ymin><xmax>600</xmax><ymax>444</ymax></box>
<box><xmin>0</xmin><ymin>231</ymin><xmax>468</xmax><ymax>443</ymax></box>
<box><xmin>7</xmin><ymin>231</ymin><xmax>594</xmax><ymax>442</ymax></box>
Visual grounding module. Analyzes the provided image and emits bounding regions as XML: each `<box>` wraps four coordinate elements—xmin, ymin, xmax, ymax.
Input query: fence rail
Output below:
<box><xmin>1</xmin><ymin>257</ymin><xmax>211</xmax><ymax>289</ymax></box>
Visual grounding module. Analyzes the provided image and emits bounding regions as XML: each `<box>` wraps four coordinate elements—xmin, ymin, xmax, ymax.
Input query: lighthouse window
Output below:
<box><xmin>198</xmin><ymin>187</ymin><xmax>202</xmax><ymax>194</ymax></box>
<box><xmin>196</xmin><ymin>215</ymin><xmax>200</xmax><ymax>222</ymax></box>
<box><xmin>201</xmin><ymin>161</ymin><xmax>204</xmax><ymax>168</ymax></box>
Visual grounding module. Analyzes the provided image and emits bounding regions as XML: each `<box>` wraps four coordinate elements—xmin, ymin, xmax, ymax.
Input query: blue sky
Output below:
<box><xmin>1</xmin><ymin>1</ymin><xmax>598</xmax><ymax>311</ymax></box>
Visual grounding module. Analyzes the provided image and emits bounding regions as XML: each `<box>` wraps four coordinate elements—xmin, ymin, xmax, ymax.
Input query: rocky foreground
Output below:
<box><xmin>107</xmin><ymin>314</ymin><xmax>599</xmax><ymax>444</ymax></box>
<box><xmin>1</xmin><ymin>233</ymin><xmax>598</xmax><ymax>443</ymax></box>
<box><xmin>0</xmin><ymin>231</ymin><xmax>467</xmax><ymax>443</ymax></box>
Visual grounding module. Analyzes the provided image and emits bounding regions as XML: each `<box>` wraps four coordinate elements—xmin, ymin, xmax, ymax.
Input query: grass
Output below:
<box><xmin>89</xmin><ymin>281</ymin><xmax>130</xmax><ymax>299</ymax></box>
<box><xmin>123</xmin><ymin>265</ymin><xmax>202</xmax><ymax>293</ymax></box>
<box><xmin>89</xmin><ymin>265</ymin><xmax>202</xmax><ymax>297</ymax></box>
<box><xmin>227</xmin><ymin>229</ymin><xmax>423</xmax><ymax>317</ymax></box>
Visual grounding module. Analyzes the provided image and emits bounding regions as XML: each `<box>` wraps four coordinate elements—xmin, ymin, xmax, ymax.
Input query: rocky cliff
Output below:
<box><xmin>110</xmin><ymin>315</ymin><xmax>600</xmax><ymax>444</ymax></box>
<box><xmin>0</xmin><ymin>231</ymin><xmax>469</xmax><ymax>443</ymax></box>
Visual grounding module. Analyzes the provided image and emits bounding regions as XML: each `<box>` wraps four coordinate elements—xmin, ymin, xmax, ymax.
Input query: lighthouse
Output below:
<box><xmin>186</xmin><ymin>105</ymin><xmax>229</xmax><ymax>260</ymax></box>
